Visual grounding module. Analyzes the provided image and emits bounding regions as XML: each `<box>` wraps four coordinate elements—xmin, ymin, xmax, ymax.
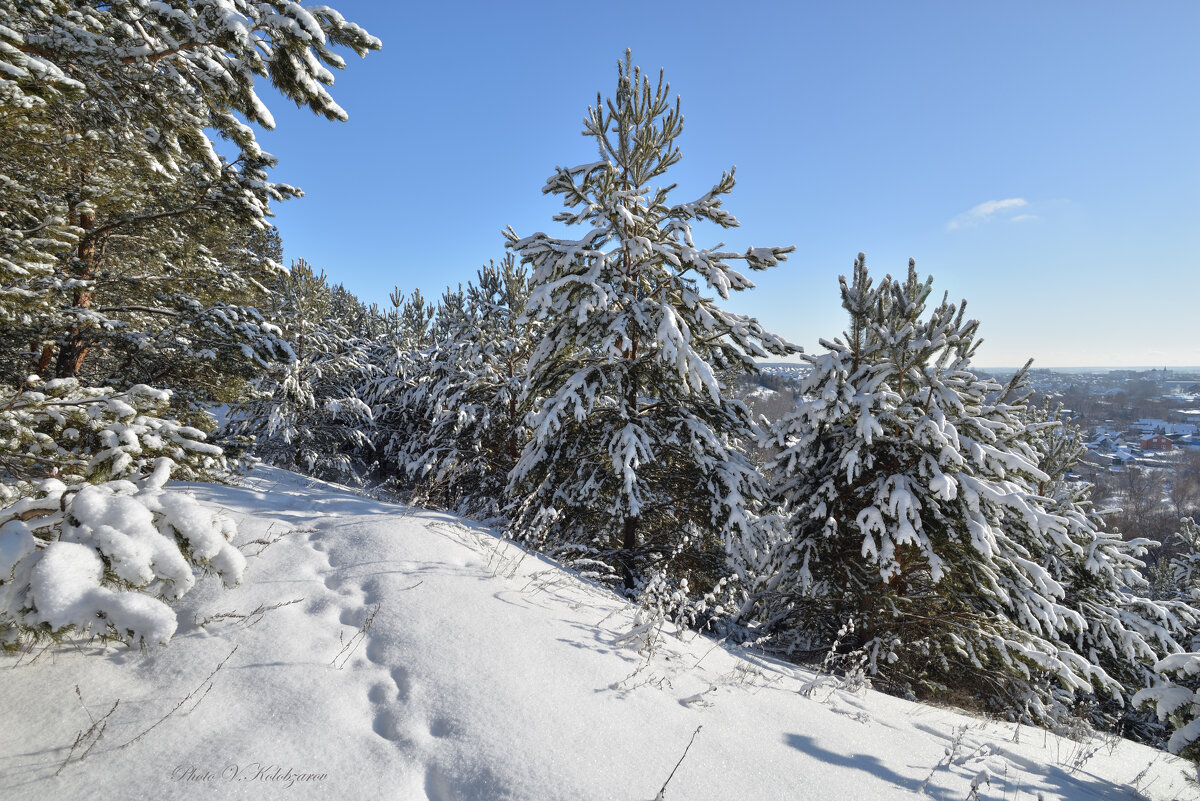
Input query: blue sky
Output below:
<box><xmin>251</xmin><ymin>1</ymin><xmax>1199</xmax><ymax>368</ymax></box>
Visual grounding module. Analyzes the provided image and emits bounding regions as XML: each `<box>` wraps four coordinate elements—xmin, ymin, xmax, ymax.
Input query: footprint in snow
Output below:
<box><xmin>390</xmin><ymin>666</ymin><xmax>411</xmax><ymax>701</ymax></box>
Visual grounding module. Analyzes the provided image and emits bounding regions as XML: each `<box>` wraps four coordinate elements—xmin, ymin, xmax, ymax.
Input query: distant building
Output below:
<box><xmin>1140</xmin><ymin>434</ymin><xmax>1174</xmax><ymax>451</ymax></box>
<box><xmin>1134</xmin><ymin>418</ymin><xmax>1198</xmax><ymax>436</ymax></box>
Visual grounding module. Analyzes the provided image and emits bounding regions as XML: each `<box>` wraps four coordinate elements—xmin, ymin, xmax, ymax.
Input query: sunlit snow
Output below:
<box><xmin>0</xmin><ymin>467</ymin><xmax>1192</xmax><ymax>800</ymax></box>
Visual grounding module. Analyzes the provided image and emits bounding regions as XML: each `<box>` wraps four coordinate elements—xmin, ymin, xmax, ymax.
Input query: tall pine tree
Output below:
<box><xmin>506</xmin><ymin>51</ymin><xmax>794</xmax><ymax>592</ymax></box>
<box><xmin>0</xmin><ymin>1</ymin><xmax>379</xmax><ymax>648</ymax></box>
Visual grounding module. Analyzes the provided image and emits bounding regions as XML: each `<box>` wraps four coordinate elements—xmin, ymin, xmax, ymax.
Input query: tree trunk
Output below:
<box><xmin>621</xmin><ymin>514</ymin><xmax>639</xmax><ymax>591</ymax></box>
<box><xmin>34</xmin><ymin>343</ymin><xmax>54</xmax><ymax>376</ymax></box>
<box><xmin>618</xmin><ymin>172</ymin><xmax>641</xmax><ymax>593</ymax></box>
<box><xmin>55</xmin><ymin>203</ymin><xmax>96</xmax><ymax>379</ymax></box>
<box><xmin>621</xmin><ymin>347</ymin><xmax>640</xmax><ymax>592</ymax></box>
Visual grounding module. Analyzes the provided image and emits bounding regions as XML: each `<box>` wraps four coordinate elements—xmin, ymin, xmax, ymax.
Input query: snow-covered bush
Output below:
<box><xmin>1</xmin><ymin>462</ymin><xmax>244</xmax><ymax>647</ymax></box>
<box><xmin>0</xmin><ymin>379</ymin><xmax>243</xmax><ymax>647</ymax></box>
<box><xmin>0</xmin><ymin>378</ymin><xmax>227</xmax><ymax>497</ymax></box>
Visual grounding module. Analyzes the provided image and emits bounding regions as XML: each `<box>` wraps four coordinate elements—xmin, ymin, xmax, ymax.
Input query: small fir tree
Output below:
<box><xmin>402</xmin><ymin>256</ymin><xmax>536</xmax><ymax>519</ymax></box>
<box><xmin>225</xmin><ymin>259</ymin><xmax>375</xmax><ymax>481</ymax></box>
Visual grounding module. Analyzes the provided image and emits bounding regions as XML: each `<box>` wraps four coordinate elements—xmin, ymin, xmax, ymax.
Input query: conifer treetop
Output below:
<box><xmin>507</xmin><ymin>49</ymin><xmax>797</xmax><ymax>397</ymax></box>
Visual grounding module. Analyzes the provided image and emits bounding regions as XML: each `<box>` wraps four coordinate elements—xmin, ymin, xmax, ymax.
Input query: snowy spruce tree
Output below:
<box><xmin>401</xmin><ymin>256</ymin><xmax>536</xmax><ymax>519</ymax></box>
<box><xmin>505</xmin><ymin>51</ymin><xmax>795</xmax><ymax>595</ymax></box>
<box><xmin>224</xmin><ymin>259</ymin><xmax>375</xmax><ymax>482</ymax></box>
<box><xmin>744</xmin><ymin>257</ymin><xmax>1189</xmax><ymax>723</ymax></box>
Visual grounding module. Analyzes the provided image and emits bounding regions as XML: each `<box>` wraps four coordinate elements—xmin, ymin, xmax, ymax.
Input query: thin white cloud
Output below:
<box><xmin>947</xmin><ymin>197</ymin><xmax>1028</xmax><ymax>231</ymax></box>
<box><xmin>1010</xmin><ymin>214</ymin><xmax>1037</xmax><ymax>223</ymax></box>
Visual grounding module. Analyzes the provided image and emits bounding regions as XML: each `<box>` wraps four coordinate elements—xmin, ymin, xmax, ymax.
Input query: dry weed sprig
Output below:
<box><xmin>655</xmin><ymin>725</ymin><xmax>702</xmax><ymax>800</ymax></box>
<box><xmin>55</xmin><ymin>686</ymin><xmax>119</xmax><ymax>776</ymax></box>
<box><xmin>331</xmin><ymin>603</ymin><xmax>381</xmax><ymax>669</ymax></box>
<box><xmin>119</xmin><ymin>644</ymin><xmax>238</xmax><ymax>749</ymax></box>
<box><xmin>194</xmin><ymin>597</ymin><xmax>305</xmax><ymax>628</ymax></box>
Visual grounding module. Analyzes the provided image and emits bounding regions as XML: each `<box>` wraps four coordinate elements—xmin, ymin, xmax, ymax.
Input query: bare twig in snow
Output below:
<box><xmin>119</xmin><ymin>645</ymin><xmax>238</xmax><ymax>749</ymax></box>
<box><xmin>56</xmin><ymin>687</ymin><xmax>118</xmax><ymax>775</ymax></box>
<box><xmin>194</xmin><ymin>597</ymin><xmax>305</xmax><ymax>628</ymax></box>
<box><xmin>241</xmin><ymin>525</ymin><xmax>313</xmax><ymax>557</ymax></box>
<box><xmin>331</xmin><ymin>603</ymin><xmax>380</xmax><ymax>669</ymax></box>
<box><xmin>655</xmin><ymin>725</ymin><xmax>702</xmax><ymax>800</ymax></box>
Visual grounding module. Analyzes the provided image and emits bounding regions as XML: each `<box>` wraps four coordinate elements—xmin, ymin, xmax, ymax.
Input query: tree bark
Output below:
<box><xmin>621</xmin><ymin>514</ymin><xmax>639</xmax><ymax>591</ymax></box>
<box><xmin>55</xmin><ymin>203</ymin><xmax>96</xmax><ymax>379</ymax></box>
<box><xmin>34</xmin><ymin>343</ymin><xmax>54</xmax><ymax>375</ymax></box>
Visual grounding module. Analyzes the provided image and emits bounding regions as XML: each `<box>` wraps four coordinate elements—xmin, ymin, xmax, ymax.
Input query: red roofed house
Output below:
<box><xmin>1140</xmin><ymin>434</ymin><xmax>1173</xmax><ymax>451</ymax></box>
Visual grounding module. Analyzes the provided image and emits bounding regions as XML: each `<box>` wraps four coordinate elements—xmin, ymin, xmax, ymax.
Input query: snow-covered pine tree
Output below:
<box><xmin>0</xmin><ymin>1</ymin><xmax>380</xmax><ymax>407</ymax></box>
<box><xmin>359</xmin><ymin>288</ymin><xmax>445</xmax><ymax>490</ymax></box>
<box><xmin>505</xmin><ymin>51</ymin><xmax>795</xmax><ymax>594</ymax></box>
<box><xmin>225</xmin><ymin>259</ymin><xmax>375</xmax><ymax>482</ymax></box>
<box><xmin>1027</xmin><ymin>403</ymin><xmax>1194</xmax><ymax>739</ymax></box>
<box><xmin>745</xmin><ymin>256</ymin><xmax>1168</xmax><ymax>722</ymax></box>
<box><xmin>1150</xmin><ymin>516</ymin><xmax>1200</xmax><ymax>606</ymax></box>
<box><xmin>403</xmin><ymin>256</ymin><xmax>536</xmax><ymax>519</ymax></box>
<box><xmin>330</xmin><ymin>281</ymin><xmax>388</xmax><ymax>344</ymax></box>
<box><xmin>1133</xmin><ymin>649</ymin><xmax>1200</xmax><ymax>759</ymax></box>
<box><xmin>1134</xmin><ymin>518</ymin><xmax>1200</xmax><ymax>758</ymax></box>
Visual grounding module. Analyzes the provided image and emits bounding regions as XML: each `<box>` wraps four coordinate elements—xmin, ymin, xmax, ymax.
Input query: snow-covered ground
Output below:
<box><xmin>745</xmin><ymin>385</ymin><xmax>779</xmax><ymax>400</ymax></box>
<box><xmin>1</xmin><ymin>467</ymin><xmax>1194</xmax><ymax>800</ymax></box>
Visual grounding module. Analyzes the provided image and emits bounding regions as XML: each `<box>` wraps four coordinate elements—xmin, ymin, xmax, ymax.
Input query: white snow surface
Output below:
<box><xmin>1</xmin><ymin>466</ymin><xmax>1194</xmax><ymax>800</ymax></box>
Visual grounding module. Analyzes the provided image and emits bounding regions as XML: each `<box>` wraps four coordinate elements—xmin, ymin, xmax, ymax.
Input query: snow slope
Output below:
<box><xmin>0</xmin><ymin>467</ymin><xmax>1194</xmax><ymax>800</ymax></box>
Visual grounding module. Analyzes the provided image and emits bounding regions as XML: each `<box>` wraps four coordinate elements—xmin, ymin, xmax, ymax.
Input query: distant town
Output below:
<box><xmin>996</xmin><ymin>366</ymin><xmax>1200</xmax><ymax>464</ymax></box>
<box><xmin>748</xmin><ymin>365</ymin><xmax>1200</xmax><ymax>550</ymax></box>
<box><xmin>757</xmin><ymin>363</ymin><xmax>1200</xmax><ymax>459</ymax></box>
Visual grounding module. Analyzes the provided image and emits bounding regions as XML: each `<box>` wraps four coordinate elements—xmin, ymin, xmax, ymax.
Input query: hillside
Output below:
<box><xmin>0</xmin><ymin>467</ymin><xmax>1193</xmax><ymax>800</ymax></box>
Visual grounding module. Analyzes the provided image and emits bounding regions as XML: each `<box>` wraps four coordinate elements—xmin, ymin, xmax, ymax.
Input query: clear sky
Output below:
<box><xmin>250</xmin><ymin>1</ymin><xmax>1199</xmax><ymax>368</ymax></box>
